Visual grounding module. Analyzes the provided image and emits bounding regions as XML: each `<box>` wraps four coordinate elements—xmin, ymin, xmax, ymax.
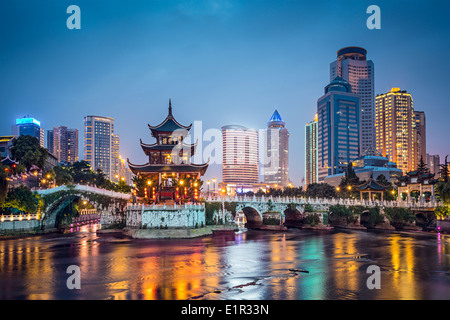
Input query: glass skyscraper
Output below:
<box><xmin>263</xmin><ymin>110</ymin><xmax>289</xmax><ymax>187</ymax></box>
<box><xmin>12</xmin><ymin>116</ymin><xmax>45</xmax><ymax>147</ymax></box>
<box><xmin>305</xmin><ymin>114</ymin><xmax>318</xmax><ymax>187</ymax></box>
<box><xmin>317</xmin><ymin>77</ymin><xmax>360</xmax><ymax>182</ymax></box>
<box><xmin>330</xmin><ymin>46</ymin><xmax>374</xmax><ymax>154</ymax></box>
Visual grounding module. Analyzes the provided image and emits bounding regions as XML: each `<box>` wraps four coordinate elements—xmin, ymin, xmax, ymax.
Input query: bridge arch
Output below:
<box><xmin>42</xmin><ymin>194</ymin><xmax>81</xmax><ymax>230</ymax></box>
<box><xmin>235</xmin><ymin>204</ymin><xmax>263</xmax><ymax>228</ymax></box>
<box><xmin>283</xmin><ymin>205</ymin><xmax>304</xmax><ymax>227</ymax></box>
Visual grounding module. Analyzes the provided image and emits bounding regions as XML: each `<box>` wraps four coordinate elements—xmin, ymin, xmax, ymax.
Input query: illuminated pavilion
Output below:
<box><xmin>127</xmin><ymin>100</ymin><xmax>209</xmax><ymax>203</ymax></box>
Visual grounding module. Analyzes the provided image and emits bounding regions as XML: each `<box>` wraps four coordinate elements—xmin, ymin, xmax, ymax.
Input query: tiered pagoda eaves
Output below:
<box><xmin>127</xmin><ymin>100</ymin><xmax>209</xmax><ymax>201</ymax></box>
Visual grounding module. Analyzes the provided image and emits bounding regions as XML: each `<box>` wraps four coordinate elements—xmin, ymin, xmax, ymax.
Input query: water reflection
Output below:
<box><xmin>0</xmin><ymin>227</ymin><xmax>450</xmax><ymax>300</ymax></box>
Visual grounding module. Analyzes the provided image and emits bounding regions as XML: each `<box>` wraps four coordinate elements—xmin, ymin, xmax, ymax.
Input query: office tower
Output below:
<box><xmin>47</xmin><ymin>126</ymin><xmax>79</xmax><ymax>164</ymax></box>
<box><xmin>12</xmin><ymin>116</ymin><xmax>45</xmax><ymax>147</ymax></box>
<box><xmin>426</xmin><ymin>153</ymin><xmax>440</xmax><ymax>176</ymax></box>
<box><xmin>222</xmin><ymin>125</ymin><xmax>259</xmax><ymax>185</ymax></box>
<box><xmin>375</xmin><ymin>87</ymin><xmax>416</xmax><ymax>174</ymax></box>
<box><xmin>305</xmin><ymin>114</ymin><xmax>318</xmax><ymax>186</ymax></box>
<box><xmin>47</xmin><ymin>130</ymin><xmax>54</xmax><ymax>154</ymax></box>
<box><xmin>414</xmin><ymin>110</ymin><xmax>426</xmax><ymax>164</ymax></box>
<box><xmin>111</xmin><ymin>134</ymin><xmax>120</xmax><ymax>182</ymax></box>
<box><xmin>317</xmin><ymin>77</ymin><xmax>360</xmax><ymax>182</ymax></box>
<box><xmin>263</xmin><ymin>110</ymin><xmax>289</xmax><ymax>187</ymax></box>
<box><xmin>83</xmin><ymin>116</ymin><xmax>119</xmax><ymax>180</ymax></box>
<box><xmin>330</xmin><ymin>46</ymin><xmax>375</xmax><ymax>153</ymax></box>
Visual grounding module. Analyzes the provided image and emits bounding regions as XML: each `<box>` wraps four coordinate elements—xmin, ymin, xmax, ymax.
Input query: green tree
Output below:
<box><xmin>417</xmin><ymin>155</ymin><xmax>429</xmax><ymax>174</ymax></box>
<box><xmin>0</xmin><ymin>164</ymin><xmax>9</xmax><ymax>206</ymax></box>
<box><xmin>10</xmin><ymin>135</ymin><xmax>48</xmax><ymax>170</ymax></box>
<box><xmin>440</xmin><ymin>155</ymin><xmax>449</xmax><ymax>183</ymax></box>
<box><xmin>436</xmin><ymin>181</ymin><xmax>450</xmax><ymax>204</ymax></box>
<box><xmin>2</xmin><ymin>186</ymin><xmax>39</xmax><ymax>213</ymax></box>
<box><xmin>305</xmin><ymin>183</ymin><xmax>337</xmax><ymax>199</ymax></box>
<box><xmin>54</xmin><ymin>165</ymin><xmax>73</xmax><ymax>185</ymax></box>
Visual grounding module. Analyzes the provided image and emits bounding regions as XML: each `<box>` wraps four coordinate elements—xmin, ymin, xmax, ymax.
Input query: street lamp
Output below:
<box><xmin>207</xmin><ymin>180</ymin><xmax>210</xmax><ymax>197</ymax></box>
<box><xmin>213</xmin><ymin>178</ymin><xmax>216</xmax><ymax>195</ymax></box>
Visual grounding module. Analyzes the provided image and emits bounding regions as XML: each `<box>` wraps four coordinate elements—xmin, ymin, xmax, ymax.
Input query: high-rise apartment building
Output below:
<box><xmin>47</xmin><ymin>126</ymin><xmax>79</xmax><ymax>164</ymax></box>
<box><xmin>317</xmin><ymin>77</ymin><xmax>360</xmax><ymax>182</ymax></box>
<box><xmin>375</xmin><ymin>87</ymin><xmax>416</xmax><ymax>174</ymax></box>
<box><xmin>222</xmin><ymin>125</ymin><xmax>259</xmax><ymax>185</ymax></box>
<box><xmin>12</xmin><ymin>116</ymin><xmax>45</xmax><ymax>147</ymax></box>
<box><xmin>426</xmin><ymin>153</ymin><xmax>440</xmax><ymax>176</ymax></box>
<box><xmin>84</xmin><ymin>116</ymin><xmax>120</xmax><ymax>180</ymax></box>
<box><xmin>414</xmin><ymin>110</ymin><xmax>426</xmax><ymax>164</ymax></box>
<box><xmin>330</xmin><ymin>46</ymin><xmax>375</xmax><ymax>153</ymax></box>
<box><xmin>263</xmin><ymin>110</ymin><xmax>289</xmax><ymax>187</ymax></box>
<box><xmin>305</xmin><ymin>114</ymin><xmax>318</xmax><ymax>187</ymax></box>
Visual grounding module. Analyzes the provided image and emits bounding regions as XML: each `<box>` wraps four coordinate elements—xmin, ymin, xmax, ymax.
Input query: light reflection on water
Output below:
<box><xmin>1</xmin><ymin>225</ymin><xmax>450</xmax><ymax>300</ymax></box>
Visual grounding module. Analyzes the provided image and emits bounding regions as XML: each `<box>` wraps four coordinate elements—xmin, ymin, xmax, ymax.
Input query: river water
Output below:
<box><xmin>1</xmin><ymin>224</ymin><xmax>450</xmax><ymax>300</ymax></box>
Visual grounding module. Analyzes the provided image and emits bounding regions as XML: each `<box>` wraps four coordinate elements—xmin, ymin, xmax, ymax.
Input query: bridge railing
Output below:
<box><xmin>127</xmin><ymin>203</ymin><xmax>205</xmax><ymax>211</ymax></box>
<box><xmin>37</xmin><ymin>184</ymin><xmax>132</xmax><ymax>200</ymax></box>
<box><xmin>204</xmin><ymin>195</ymin><xmax>441</xmax><ymax>209</ymax></box>
<box><xmin>0</xmin><ymin>213</ymin><xmax>39</xmax><ymax>222</ymax></box>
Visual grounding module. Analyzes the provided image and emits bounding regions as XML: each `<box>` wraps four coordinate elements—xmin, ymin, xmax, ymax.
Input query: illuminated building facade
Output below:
<box><xmin>263</xmin><ymin>110</ymin><xmax>289</xmax><ymax>187</ymax></box>
<box><xmin>222</xmin><ymin>125</ymin><xmax>259</xmax><ymax>186</ymax></box>
<box><xmin>375</xmin><ymin>87</ymin><xmax>416</xmax><ymax>174</ymax></box>
<box><xmin>47</xmin><ymin>126</ymin><xmax>79</xmax><ymax>164</ymax></box>
<box><xmin>83</xmin><ymin>115</ymin><xmax>120</xmax><ymax>180</ymax></box>
<box><xmin>12</xmin><ymin>116</ymin><xmax>45</xmax><ymax>147</ymax></box>
<box><xmin>330</xmin><ymin>46</ymin><xmax>375</xmax><ymax>153</ymax></box>
<box><xmin>305</xmin><ymin>114</ymin><xmax>318</xmax><ymax>186</ymax></box>
<box><xmin>317</xmin><ymin>77</ymin><xmax>360</xmax><ymax>182</ymax></box>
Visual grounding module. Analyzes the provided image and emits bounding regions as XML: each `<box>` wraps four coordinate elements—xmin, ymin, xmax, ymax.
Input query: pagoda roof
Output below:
<box><xmin>127</xmin><ymin>159</ymin><xmax>209</xmax><ymax>176</ymax></box>
<box><xmin>1</xmin><ymin>156</ymin><xmax>18</xmax><ymax>166</ymax></box>
<box><xmin>356</xmin><ymin>178</ymin><xmax>390</xmax><ymax>191</ymax></box>
<box><xmin>148</xmin><ymin>99</ymin><xmax>192</xmax><ymax>137</ymax></box>
<box><xmin>140</xmin><ymin>139</ymin><xmax>197</xmax><ymax>156</ymax></box>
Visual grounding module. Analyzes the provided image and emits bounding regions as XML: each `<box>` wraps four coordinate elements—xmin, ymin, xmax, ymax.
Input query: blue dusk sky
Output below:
<box><xmin>1</xmin><ymin>0</ymin><xmax>449</xmax><ymax>185</ymax></box>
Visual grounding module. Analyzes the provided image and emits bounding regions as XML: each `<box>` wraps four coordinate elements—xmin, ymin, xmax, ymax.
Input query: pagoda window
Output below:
<box><xmin>150</xmin><ymin>153</ymin><xmax>160</xmax><ymax>164</ymax></box>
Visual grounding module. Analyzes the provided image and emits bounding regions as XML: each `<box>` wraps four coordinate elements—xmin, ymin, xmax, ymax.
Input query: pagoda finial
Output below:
<box><xmin>169</xmin><ymin>98</ymin><xmax>172</xmax><ymax>116</ymax></box>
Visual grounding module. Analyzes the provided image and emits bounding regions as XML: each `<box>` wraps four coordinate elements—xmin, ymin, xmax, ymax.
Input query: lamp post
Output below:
<box><xmin>33</xmin><ymin>170</ymin><xmax>38</xmax><ymax>190</ymax></box>
<box><xmin>213</xmin><ymin>178</ymin><xmax>216</xmax><ymax>196</ymax></box>
<box><xmin>207</xmin><ymin>180</ymin><xmax>210</xmax><ymax>198</ymax></box>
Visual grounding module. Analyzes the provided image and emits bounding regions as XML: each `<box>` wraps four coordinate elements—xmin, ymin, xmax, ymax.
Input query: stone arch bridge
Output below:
<box><xmin>207</xmin><ymin>194</ymin><xmax>441</xmax><ymax>228</ymax></box>
<box><xmin>37</xmin><ymin>185</ymin><xmax>131</xmax><ymax>231</ymax></box>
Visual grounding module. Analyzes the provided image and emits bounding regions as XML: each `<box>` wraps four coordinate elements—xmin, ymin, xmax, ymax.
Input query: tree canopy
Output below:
<box><xmin>10</xmin><ymin>135</ymin><xmax>48</xmax><ymax>170</ymax></box>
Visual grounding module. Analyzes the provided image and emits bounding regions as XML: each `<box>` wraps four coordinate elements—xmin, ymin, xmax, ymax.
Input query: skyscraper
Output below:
<box><xmin>222</xmin><ymin>125</ymin><xmax>259</xmax><ymax>186</ymax></box>
<box><xmin>83</xmin><ymin>116</ymin><xmax>120</xmax><ymax>180</ymax></box>
<box><xmin>330</xmin><ymin>46</ymin><xmax>375</xmax><ymax>153</ymax></box>
<box><xmin>426</xmin><ymin>153</ymin><xmax>440</xmax><ymax>176</ymax></box>
<box><xmin>263</xmin><ymin>110</ymin><xmax>289</xmax><ymax>187</ymax></box>
<box><xmin>375</xmin><ymin>88</ymin><xmax>416</xmax><ymax>174</ymax></box>
<box><xmin>414</xmin><ymin>110</ymin><xmax>426</xmax><ymax>164</ymax></box>
<box><xmin>47</xmin><ymin>126</ymin><xmax>79</xmax><ymax>164</ymax></box>
<box><xmin>12</xmin><ymin>116</ymin><xmax>45</xmax><ymax>147</ymax></box>
<box><xmin>305</xmin><ymin>114</ymin><xmax>318</xmax><ymax>187</ymax></box>
<box><xmin>317</xmin><ymin>77</ymin><xmax>360</xmax><ymax>182</ymax></box>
